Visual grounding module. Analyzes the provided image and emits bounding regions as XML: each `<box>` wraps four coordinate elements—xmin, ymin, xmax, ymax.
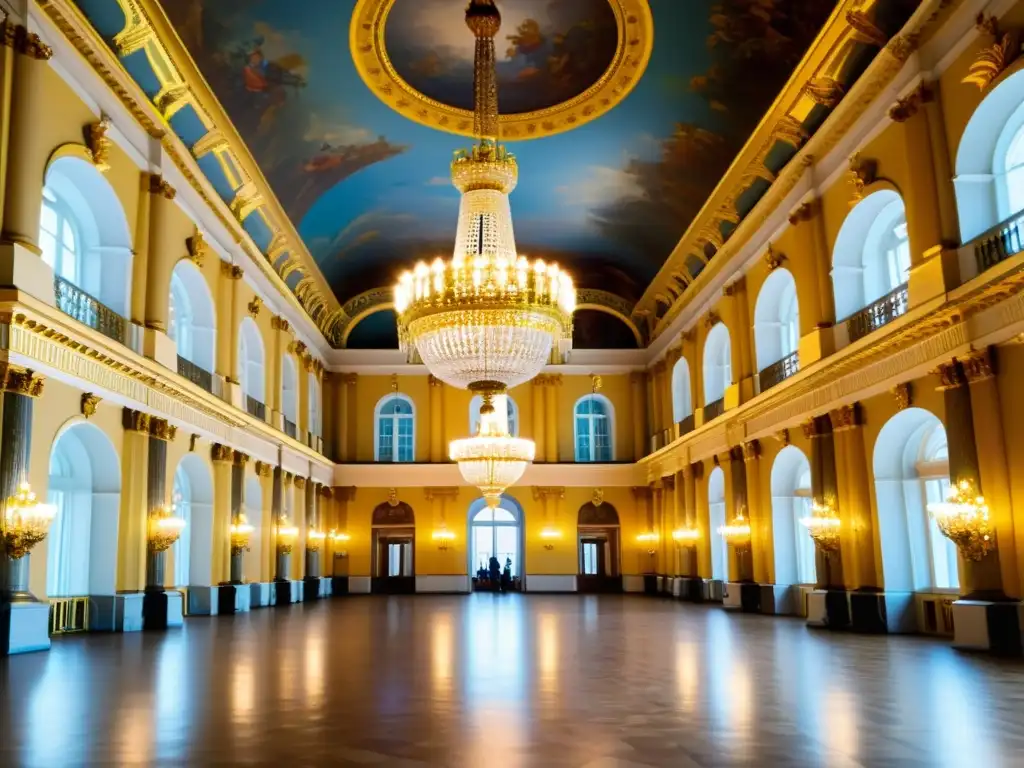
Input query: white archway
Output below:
<box><xmin>754</xmin><ymin>268</ymin><xmax>800</xmax><ymax>371</ymax></box>
<box><xmin>244</xmin><ymin>475</ymin><xmax>264</xmax><ymax>582</ymax></box>
<box><xmin>770</xmin><ymin>445</ymin><xmax>815</xmax><ymax>586</ymax></box>
<box><xmin>671</xmin><ymin>357</ymin><xmax>692</xmax><ymax>423</ymax></box>
<box><xmin>708</xmin><ymin>466</ymin><xmax>727</xmax><ymax>581</ymax></box>
<box><xmin>169</xmin><ymin>260</ymin><xmax>216</xmax><ymax>375</ymax></box>
<box><xmin>955</xmin><ymin>68</ymin><xmax>1024</xmax><ymax>240</ymax></box>
<box><xmin>872</xmin><ymin>408</ymin><xmax>958</xmax><ymax>592</ymax></box>
<box><xmin>468</xmin><ymin>494</ymin><xmax>524</xmax><ymax>582</ymax></box>
<box><xmin>469</xmin><ymin>393</ymin><xmax>519</xmax><ymax>436</ymax></box>
<box><xmin>238</xmin><ymin>317</ymin><xmax>265</xmax><ymax>406</ymax></box>
<box><xmin>172</xmin><ymin>454</ymin><xmax>214</xmax><ymax>587</ymax></box>
<box><xmin>374</xmin><ymin>393</ymin><xmax>416</xmax><ymax>462</ymax></box>
<box><xmin>46</xmin><ymin>422</ymin><xmax>121</xmax><ymax>598</ymax></box>
<box><xmin>703</xmin><ymin>323</ymin><xmax>732</xmax><ymax>405</ymax></box>
<box><xmin>832</xmin><ymin>190</ymin><xmax>910</xmax><ymax>321</ymax></box>
<box><xmin>282</xmin><ymin>354</ymin><xmax>299</xmax><ymax>429</ymax></box>
<box><xmin>42</xmin><ymin>156</ymin><xmax>133</xmax><ymax>317</ymax></box>
<box><xmin>574</xmin><ymin>393</ymin><xmax>615</xmax><ymax>462</ymax></box>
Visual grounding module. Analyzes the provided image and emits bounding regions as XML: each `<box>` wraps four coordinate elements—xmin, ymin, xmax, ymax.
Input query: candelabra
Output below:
<box><xmin>2</xmin><ymin>482</ymin><xmax>55</xmax><ymax>559</ymax></box>
<box><xmin>229</xmin><ymin>515</ymin><xmax>255</xmax><ymax>556</ymax></box>
<box><xmin>800</xmin><ymin>497</ymin><xmax>841</xmax><ymax>553</ymax></box>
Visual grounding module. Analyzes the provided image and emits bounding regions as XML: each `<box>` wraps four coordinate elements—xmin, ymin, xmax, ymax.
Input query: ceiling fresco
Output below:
<box><xmin>385</xmin><ymin>0</ymin><xmax>619</xmax><ymax>115</ymax></box>
<box><xmin>158</xmin><ymin>0</ymin><xmax>839</xmax><ymax>331</ymax></box>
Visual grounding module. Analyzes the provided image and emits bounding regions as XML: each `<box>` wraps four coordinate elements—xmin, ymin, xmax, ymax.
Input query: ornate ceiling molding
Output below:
<box><xmin>350</xmin><ymin>0</ymin><xmax>653</xmax><ymax>141</ymax></box>
<box><xmin>575</xmin><ymin>289</ymin><xmax>643</xmax><ymax>346</ymax></box>
<box><xmin>633</xmin><ymin>0</ymin><xmax>951</xmax><ymax>341</ymax></box>
<box><xmin>40</xmin><ymin>0</ymin><xmax>345</xmax><ymax>343</ymax></box>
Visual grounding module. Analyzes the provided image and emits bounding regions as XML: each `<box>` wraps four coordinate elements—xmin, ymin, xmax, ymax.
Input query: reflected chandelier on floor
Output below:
<box><xmin>393</xmin><ymin>0</ymin><xmax>575</xmax><ymax>507</ymax></box>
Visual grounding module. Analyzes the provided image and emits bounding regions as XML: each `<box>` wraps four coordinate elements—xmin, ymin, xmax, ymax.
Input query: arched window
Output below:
<box><xmin>41</xmin><ymin>156</ymin><xmax>133</xmax><ymax>318</ymax></box>
<box><xmin>375</xmin><ymin>393</ymin><xmax>415</xmax><ymax>462</ymax></box>
<box><xmin>754</xmin><ymin>268</ymin><xmax>800</xmax><ymax>372</ymax></box>
<box><xmin>703</xmin><ymin>323</ymin><xmax>732</xmax><ymax>406</ymax></box>
<box><xmin>574</xmin><ymin>394</ymin><xmax>614</xmax><ymax>462</ymax></box>
<box><xmin>954</xmin><ymin>69</ymin><xmax>1024</xmax><ymax>240</ymax></box>
<box><xmin>832</xmin><ymin>191</ymin><xmax>910</xmax><ymax>322</ymax></box>
<box><xmin>708</xmin><ymin>466</ymin><xmax>727</xmax><ymax>581</ymax></box>
<box><xmin>873</xmin><ymin>408</ymin><xmax>958</xmax><ymax>592</ymax></box>
<box><xmin>469</xmin><ymin>394</ymin><xmax>518</xmax><ymax>436</ymax></box>
<box><xmin>168</xmin><ymin>260</ymin><xmax>216</xmax><ymax>376</ymax></box>
<box><xmin>46</xmin><ymin>422</ymin><xmax>122</xmax><ymax>599</ymax></box>
<box><xmin>770</xmin><ymin>445</ymin><xmax>816</xmax><ymax>586</ymax></box>
<box><xmin>671</xmin><ymin>357</ymin><xmax>692</xmax><ymax>423</ymax></box>
<box><xmin>282</xmin><ymin>355</ymin><xmax>298</xmax><ymax>433</ymax></box>
<box><xmin>469</xmin><ymin>495</ymin><xmax>523</xmax><ymax>579</ymax></box>
<box><xmin>238</xmin><ymin>317</ymin><xmax>265</xmax><ymax>409</ymax></box>
<box><xmin>309</xmin><ymin>374</ymin><xmax>322</xmax><ymax>438</ymax></box>
<box><xmin>172</xmin><ymin>466</ymin><xmax>192</xmax><ymax>588</ymax></box>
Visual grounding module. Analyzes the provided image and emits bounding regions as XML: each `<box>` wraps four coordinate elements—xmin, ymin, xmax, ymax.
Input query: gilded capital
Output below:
<box><xmin>319</xmin><ymin>485</ymin><xmax>333</xmax><ymax>499</ymax></box>
<box><xmin>272</xmin><ymin>315</ymin><xmax>291</xmax><ymax>332</ymax></box>
<box><xmin>0</xmin><ymin>365</ymin><xmax>45</xmax><ymax>397</ymax></box>
<box><xmin>149</xmin><ymin>417</ymin><xmax>178</xmax><ymax>442</ymax></box>
<box><xmin>294</xmin><ymin>476</ymin><xmax>307</xmax><ymax>490</ymax></box>
<box><xmin>148</xmin><ymin>174</ymin><xmax>177</xmax><ymax>200</ymax></box>
<box><xmin>774</xmin><ymin>429</ymin><xmax>790</xmax><ymax>446</ymax></box>
<box><xmin>255</xmin><ymin>461</ymin><xmax>273</xmax><ymax>478</ymax></box>
<box><xmin>962</xmin><ymin>348</ymin><xmax>995</xmax><ymax>383</ymax></box>
<box><xmin>122</xmin><ymin>407</ymin><xmax>150</xmax><ymax>433</ymax></box>
<box><xmin>211</xmin><ymin>443</ymin><xmax>233</xmax><ymax>463</ymax></box>
<box><xmin>232</xmin><ymin>450</ymin><xmax>250</xmax><ymax>466</ymax></box>
<box><xmin>284</xmin><ymin>472</ymin><xmax>294</xmax><ymax>486</ymax></box>
<box><xmin>934</xmin><ymin>360</ymin><xmax>967</xmax><ymax>390</ymax></box>
<box><xmin>4</xmin><ymin>23</ymin><xmax>53</xmax><ymax>60</ymax></box>
<box><xmin>742</xmin><ymin>440</ymin><xmax>761</xmax><ymax>463</ymax></box>
<box><xmin>830</xmin><ymin>403</ymin><xmax>862</xmax><ymax>432</ymax></box>
<box><xmin>220</xmin><ymin>262</ymin><xmax>244</xmax><ymax>280</ymax></box>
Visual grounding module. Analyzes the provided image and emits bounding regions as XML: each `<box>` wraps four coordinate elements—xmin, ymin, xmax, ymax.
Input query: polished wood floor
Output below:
<box><xmin>3</xmin><ymin>595</ymin><xmax>1024</xmax><ymax>767</ymax></box>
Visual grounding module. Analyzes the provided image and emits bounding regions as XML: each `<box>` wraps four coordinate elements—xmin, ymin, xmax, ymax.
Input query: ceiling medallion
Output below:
<box><xmin>350</xmin><ymin>0</ymin><xmax>654</xmax><ymax>141</ymax></box>
<box><xmin>394</xmin><ymin>0</ymin><xmax>575</xmax><ymax>507</ymax></box>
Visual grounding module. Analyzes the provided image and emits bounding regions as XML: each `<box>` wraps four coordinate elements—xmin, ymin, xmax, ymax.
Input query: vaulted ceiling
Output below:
<box><xmin>68</xmin><ymin>0</ymin><xmax>915</xmax><ymax>347</ymax></box>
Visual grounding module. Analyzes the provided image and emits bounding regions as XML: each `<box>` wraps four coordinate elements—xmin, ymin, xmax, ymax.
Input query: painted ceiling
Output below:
<box><xmin>67</xmin><ymin>0</ymin><xmax>916</xmax><ymax>347</ymax></box>
<box><xmin>153</xmin><ymin>0</ymin><xmax>838</xmax><ymax>332</ymax></box>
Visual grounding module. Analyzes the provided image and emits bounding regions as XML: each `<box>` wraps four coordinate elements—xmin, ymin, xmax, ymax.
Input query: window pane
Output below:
<box><xmin>491</xmin><ymin>508</ymin><xmax>515</xmax><ymax>522</ymax></box>
<box><xmin>473</xmin><ymin>526</ymin><xmax>494</xmax><ymax>573</ymax></box>
<box><xmin>40</xmin><ymin>203</ymin><xmax>58</xmax><ymax>238</ymax></box>
<box><xmin>39</xmin><ymin>231</ymin><xmax>57</xmax><ymax>270</ymax></box>
<box><xmin>576</xmin><ymin>416</ymin><xmax>591</xmax><ymax>461</ymax></box>
<box><xmin>794</xmin><ymin>497</ymin><xmax>816</xmax><ymax>584</ymax></box>
<box><xmin>495</xmin><ymin>527</ymin><xmax>518</xmax><ymax>576</ymax></box>
<box><xmin>397</xmin><ymin>417</ymin><xmax>413</xmax><ymax>462</ymax></box>
<box><xmin>62</xmin><ymin>220</ymin><xmax>76</xmax><ymax>251</ymax></box>
<box><xmin>378</xmin><ymin>419</ymin><xmax>394</xmax><ymax>462</ymax></box>
<box><xmin>594</xmin><ymin>416</ymin><xmax>611</xmax><ymax>462</ymax></box>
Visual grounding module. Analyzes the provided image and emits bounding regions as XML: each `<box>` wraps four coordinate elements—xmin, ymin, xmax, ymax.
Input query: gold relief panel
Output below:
<box><xmin>350</xmin><ymin>0</ymin><xmax>653</xmax><ymax>142</ymax></box>
<box><xmin>81</xmin><ymin>393</ymin><xmax>101</xmax><ymax>418</ymax></box>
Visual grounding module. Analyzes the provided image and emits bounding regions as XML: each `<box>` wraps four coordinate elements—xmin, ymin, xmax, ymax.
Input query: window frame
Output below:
<box><xmin>374</xmin><ymin>393</ymin><xmax>416</xmax><ymax>463</ymax></box>
<box><xmin>573</xmin><ymin>394</ymin><xmax>615</xmax><ymax>463</ymax></box>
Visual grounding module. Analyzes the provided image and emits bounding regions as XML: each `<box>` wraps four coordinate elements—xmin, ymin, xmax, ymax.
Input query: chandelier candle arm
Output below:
<box><xmin>2</xmin><ymin>482</ymin><xmax>56</xmax><ymax>560</ymax></box>
<box><xmin>927</xmin><ymin>479</ymin><xmax>994</xmax><ymax>561</ymax></box>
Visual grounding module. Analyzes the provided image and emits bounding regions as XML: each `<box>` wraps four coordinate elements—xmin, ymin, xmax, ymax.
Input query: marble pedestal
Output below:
<box><xmin>806</xmin><ymin>589</ymin><xmax>914</xmax><ymax>633</ymax></box>
<box><xmin>723</xmin><ymin>583</ymin><xmax>797</xmax><ymax>615</ymax></box>
<box><xmin>3</xmin><ymin>601</ymin><xmax>50</xmax><ymax>655</ymax></box>
<box><xmin>952</xmin><ymin>600</ymin><xmax>1024</xmax><ymax>655</ymax></box>
<box><xmin>91</xmin><ymin>594</ymin><xmax>145</xmax><ymax>632</ymax></box>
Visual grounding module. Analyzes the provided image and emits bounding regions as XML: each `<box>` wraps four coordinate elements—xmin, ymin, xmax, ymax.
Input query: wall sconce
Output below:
<box><xmin>229</xmin><ymin>515</ymin><xmax>255</xmax><ymax>555</ymax></box>
<box><xmin>306</xmin><ymin>529</ymin><xmax>326</xmax><ymax>553</ymax></box>
<box><xmin>276</xmin><ymin>519</ymin><xmax>299</xmax><ymax>554</ymax></box>
<box><xmin>672</xmin><ymin>527</ymin><xmax>700</xmax><ymax>546</ymax></box>
<box><xmin>540</xmin><ymin>526</ymin><xmax>562</xmax><ymax>550</ymax></box>
<box><xmin>927</xmin><ymin>478</ymin><xmax>994</xmax><ymax>561</ymax></box>
<box><xmin>329</xmin><ymin>530</ymin><xmax>350</xmax><ymax>558</ymax></box>
<box><xmin>432</xmin><ymin>526</ymin><xmax>455</xmax><ymax>551</ymax></box>
<box><xmin>800</xmin><ymin>498</ymin><xmax>841</xmax><ymax>553</ymax></box>
<box><xmin>2</xmin><ymin>481</ymin><xmax>56</xmax><ymax>559</ymax></box>
<box><xmin>148</xmin><ymin>503</ymin><xmax>187</xmax><ymax>553</ymax></box>
<box><xmin>636</xmin><ymin>530</ymin><xmax>658</xmax><ymax>555</ymax></box>
<box><xmin>717</xmin><ymin>513</ymin><xmax>751</xmax><ymax>549</ymax></box>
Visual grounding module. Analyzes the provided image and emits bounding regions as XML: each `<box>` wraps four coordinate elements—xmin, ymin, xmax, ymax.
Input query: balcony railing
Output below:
<box><xmin>972</xmin><ymin>210</ymin><xmax>1024</xmax><ymax>275</ymax></box>
<box><xmin>284</xmin><ymin>418</ymin><xmax>297</xmax><ymax>439</ymax></box>
<box><xmin>758</xmin><ymin>351</ymin><xmax>800</xmax><ymax>394</ymax></box>
<box><xmin>177</xmin><ymin>355</ymin><xmax>214</xmax><ymax>394</ymax></box>
<box><xmin>703</xmin><ymin>398</ymin><xmax>725</xmax><ymax>423</ymax></box>
<box><xmin>245</xmin><ymin>395</ymin><xmax>266</xmax><ymax>421</ymax></box>
<box><xmin>845</xmin><ymin>283</ymin><xmax>909</xmax><ymax>344</ymax></box>
<box><xmin>54</xmin><ymin>276</ymin><xmax>126</xmax><ymax>345</ymax></box>
<box><xmin>677</xmin><ymin>413</ymin><xmax>695</xmax><ymax>438</ymax></box>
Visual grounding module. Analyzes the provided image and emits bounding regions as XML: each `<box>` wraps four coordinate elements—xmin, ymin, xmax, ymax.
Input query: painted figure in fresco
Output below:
<box><xmin>243</xmin><ymin>48</ymin><xmax>270</xmax><ymax>93</ymax></box>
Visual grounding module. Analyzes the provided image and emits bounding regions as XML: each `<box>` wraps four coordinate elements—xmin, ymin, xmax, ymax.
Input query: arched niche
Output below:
<box><xmin>43</xmin><ymin>155</ymin><xmax>133</xmax><ymax>317</ymax></box>
<box><xmin>955</xmin><ymin>66</ymin><xmax>1024</xmax><ymax>241</ymax></box>
<box><xmin>770</xmin><ymin>445</ymin><xmax>815</xmax><ymax>586</ymax></box>
<box><xmin>703</xmin><ymin>323</ymin><xmax>732</xmax><ymax>405</ymax></box>
<box><xmin>172</xmin><ymin>453</ymin><xmax>213</xmax><ymax>588</ymax></box>
<box><xmin>238</xmin><ymin>316</ymin><xmax>266</xmax><ymax>404</ymax></box>
<box><xmin>46</xmin><ymin>421</ymin><xmax>122</xmax><ymax>600</ymax></box>
<box><xmin>753</xmin><ymin>268</ymin><xmax>800</xmax><ymax>371</ymax></box>
<box><xmin>832</xmin><ymin>190</ymin><xmax>909</xmax><ymax>322</ymax></box>
<box><xmin>671</xmin><ymin>357</ymin><xmax>692</xmax><ymax>423</ymax></box>
<box><xmin>169</xmin><ymin>259</ymin><xmax>216</xmax><ymax>374</ymax></box>
<box><xmin>872</xmin><ymin>407</ymin><xmax>957</xmax><ymax>592</ymax></box>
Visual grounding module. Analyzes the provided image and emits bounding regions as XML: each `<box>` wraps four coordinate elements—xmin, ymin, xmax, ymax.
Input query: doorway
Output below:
<box><xmin>468</xmin><ymin>495</ymin><xmax>523</xmax><ymax>591</ymax></box>
<box><xmin>576</xmin><ymin>500</ymin><xmax>622</xmax><ymax>593</ymax></box>
<box><xmin>372</xmin><ymin>528</ymin><xmax>415</xmax><ymax>593</ymax></box>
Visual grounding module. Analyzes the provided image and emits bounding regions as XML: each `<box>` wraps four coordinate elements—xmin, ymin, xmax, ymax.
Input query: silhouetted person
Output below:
<box><xmin>488</xmin><ymin>556</ymin><xmax>500</xmax><ymax>592</ymax></box>
<box><xmin>501</xmin><ymin>557</ymin><xmax>512</xmax><ymax>592</ymax></box>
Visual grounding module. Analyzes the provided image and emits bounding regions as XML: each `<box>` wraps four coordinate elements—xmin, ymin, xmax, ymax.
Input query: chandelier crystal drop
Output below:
<box><xmin>393</xmin><ymin>0</ymin><xmax>575</xmax><ymax>504</ymax></box>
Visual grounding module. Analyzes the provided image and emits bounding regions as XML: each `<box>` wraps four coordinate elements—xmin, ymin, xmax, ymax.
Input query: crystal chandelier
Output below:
<box><xmin>718</xmin><ymin>509</ymin><xmax>752</xmax><ymax>549</ymax></box>
<box><xmin>148</xmin><ymin>502</ymin><xmax>187</xmax><ymax>553</ymax></box>
<box><xmin>800</xmin><ymin>497</ymin><xmax>841</xmax><ymax>553</ymax></box>
<box><xmin>393</xmin><ymin>0</ymin><xmax>575</xmax><ymax>505</ymax></box>
<box><xmin>230</xmin><ymin>515</ymin><xmax>255</xmax><ymax>555</ymax></box>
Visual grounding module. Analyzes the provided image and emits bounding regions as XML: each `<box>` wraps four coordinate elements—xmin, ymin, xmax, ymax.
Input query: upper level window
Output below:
<box><xmin>238</xmin><ymin>317</ymin><xmax>265</xmax><ymax>404</ymax></box>
<box><xmin>753</xmin><ymin>268</ymin><xmax>800</xmax><ymax>371</ymax></box>
<box><xmin>1004</xmin><ymin>122</ymin><xmax>1024</xmax><ymax>217</ymax></box>
<box><xmin>375</xmin><ymin>394</ymin><xmax>415</xmax><ymax>463</ymax></box>
<box><xmin>703</xmin><ymin>323</ymin><xmax>732</xmax><ymax>405</ymax></box>
<box><xmin>574</xmin><ymin>394</ymin><xmax>613</xmax><ymax>462</ymax></box>
<box><xmin>469</xmin><ymin>394</ymin><xmax>518</xmax><ymax>436</ymax></box>
<box><xmin>40</xmin><ymin>188</ymin><xmax>80</xmax><ymax>283</ymax></box>
<box><xmin>671</xmin><ymin>357</ymin><xmax>692</xmax><ymax>423</ymax></box>
<box><xmin>168</xmin><ymin>260</ymin><xmax>215</xmax><ymax>373</ymax></box>
<box><xmin>169</xmin><ymin>271</ymin><xmax>193</xmax><ymax>360</ymax></box>
<box><xmin>309</xmin><ymin>375</ymin><xmax>322</xmax><ymax>438</ymax></box>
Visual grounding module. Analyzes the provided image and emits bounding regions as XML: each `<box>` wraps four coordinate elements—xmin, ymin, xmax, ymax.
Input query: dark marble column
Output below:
<box><xmin>729</xmin><ymin>446</ymin><xmax>754</xmax><ymax>583</ymax></box>
<box><xmin>0</xmin><ymin>369</ymin><xmax>43</xmax><ymax>605</ymax></box>
<box><xmin>229</xmin><ymin>454</ymin><xmax>246</xmax><ymax>585</ymax></box>
<box><xmin>805</xmin><ymin>415</ymin><xmax>844</xmax><ymax>589</ymax></box>
<box><xmin>273</xmin><ymin>468</ymin><xmax>291</xmax><ymax>606</ymax></box>
<box><xmin>143</xmin><ymin>418</ymin><xmax>174</xmax><ymax>630</ymax></box>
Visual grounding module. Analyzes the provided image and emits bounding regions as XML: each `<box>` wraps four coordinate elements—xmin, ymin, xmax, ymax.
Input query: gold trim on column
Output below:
<box><xmin>0</xmin><ymin>364</ymin><xmax>45</xmax><ymax>397</ymax></box>
<box><xmin>232</xmin><ymin>450</ymin><xmax>250</xmax><ymax>466</ymax></box>
<box><xmin>148</xmin><ymin>417</ymin><xmax>178</xmax><ymax>441</ymax></box>
<box><xmin>122</xmin><ymin>407</ymin><xmax>150</xmax><ymax>432</ymax></box>
<box><xmin>254</xmin><ymin>461</ymin><xmax>272</xmax><ymax>478</ymax></box>
<box><xmin>211</xmin><ymin>443</ymin><xmax>232</xmax><ymax>463</ymax></box>
<box><xmin>294</xmin><ymin>477</ymin><xmax>307</xmax><ymax>491</ymax></box>
<box><xmin>829</xmin><ymin>403</ymin><xmax>862</xmax><ymax>432</ymax></box>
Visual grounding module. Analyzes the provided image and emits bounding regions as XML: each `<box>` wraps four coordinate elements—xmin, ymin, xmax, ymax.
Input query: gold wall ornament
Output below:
<box><xmin>293</xmin><ymin>341</ymin><xmax>307</xmax><ymax>358</ymax></box>
<box><xmin>800</xmin><ymin>496</ymin><xmax>841</xmax><ymax>553</ymax></box>
<box><xmin>85</xmin><ymin>117</ymin><xmax>113</xmax><ymax>172</ymax></box>
<box><xmin>963</xmin><ymin>15</ymin><xmax>1020</xmax><ymax>91</ymax></box>
<box><xmin>189</xmin><ymin>433</ymin><xmax>199</xmax><ymax>452</ymax></box>
<box><xmin>81</xmin><ymin>392</ymin><xmax>101</xmax><ymax>418</ymax></box>
<box><xmin>774</xmin><ymin>429</ymin><xmax>790</xmax><ymax>446</ymax></box>
<box><xmin>349</xmin><ymin>0</ymin><xmax>654</xmax><ymax>142</ymax></box>
<box><xmin>387</xmin><ymin>488</ymin><xmax>399</xmax><ymax>507</ymax></box>
<box><xmin>764</xmin><ymin>244</ymin><xmax>785</xmax><ymax>271</ymax></box>
<box><xmin>592</xmin><ymin>488</ymin><xmax>605</xmax><ymax>508</ymax></box>
<box><xmin>742</xmin><ymin>440</ymin><xmax>761</xmax><ymax>463</ymax></box>
<box><xmin>148</xmin><ymin>506</ymin><xmax>186</xmax><ymax>552</ymax></box>
<box><xmin>892</xmin><ymin>382</ymin><xmax>912</xmax><ymax>411</ymax></box>
<box><xmin>255</xmin><ymin>461</ymin><xmax>272</xmax><ymax>478</ymax></box>
<box><xmin>703</xmin><ymin>311</ymin><xmax>720</xmax><ymax>329</ymax></box>
<box><xmin>829</xmin><ymin>403</ymin><xmax>862</xmax><ymax>432</ymax></box>
<box><xmin>220</xmin><ymin>262</ymin><xmax>243</xmax><ymax>280</ymax></box>
<box><xmin>186</xmin><ymin>230</ymin><xmax>208</xmax><ymax>268</ymax></box>
<box><xmin>230</xmin><ymin>515</ymin><xmax>255</xmax><ymax>555</ymax></box>
<box><xmin>933</xmin><ymin>359</ymin><xmax>967</xmax><ymax>390</ymax></box>
<box><xmin>961</xmin><ymin>348</ymin><xmax>995</xmax><ymax>382</ymax></box>
<box><xmin>927</xmin><ymin>479</ymin><xmax>995</xmax><ymax>562</ymax></box>
<box><xmin>272</xmin><ymin>315</ymin><xmax>291</xmax><ymax>332</ymax></box>
<box><xmin>148</xmin><ymin>174</ymin><xmax>176</xmax><ymax>200</ymax></box>
<box><xmin>7</xmin><ymin>22</ymin><xmax>53</xmax><ymax>60</ymax></box>
<box><xmin>122</xmin><ymin>407</ymin><xmax>150</xmax><ymax>433</ymax></box>
<box><xmin>149</xmin><ymin>417</ymin><xmax>177</xmax><ymax>442</ymax></box>
<box><xmin>211</xmin><ymin>443</ymin><xmax>233</xmax><ymax>463</ymax></box>
<box><xmin>247</xmin><ymin>296</ymin><xmax>262</xmax><ymax>318</ymax></box>
<box><xmin>888</xmin><ymin>82</ymin><xmax>934</xmax><ymax>123</ymax></box>
<box><xmin>2</xmin><ymin>482</ymin><xmax>56</xmax><ymax>559</ymax></box>
<box><xmin>848</xmin><ymin>153</ymin><xmax>878</xmax><ymax>204</ymax></box>
<box><xmin>788</xmin><ymin>201</ymin><xmax>815</xmax><ymax>226</ymax></box>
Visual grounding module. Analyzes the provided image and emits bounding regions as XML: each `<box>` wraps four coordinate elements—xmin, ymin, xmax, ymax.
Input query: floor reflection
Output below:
<box><xmin>4</xmin><ymin>596</ymin><xmax>1024</xmax><ymax>767</ymax></box>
